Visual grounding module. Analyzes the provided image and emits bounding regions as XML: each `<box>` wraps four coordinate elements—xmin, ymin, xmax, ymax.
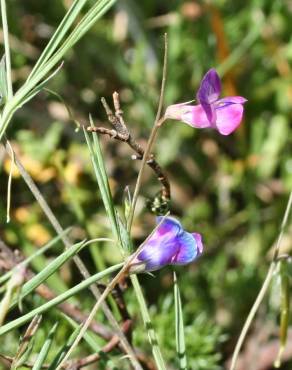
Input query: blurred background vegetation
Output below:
<box><xmin>1</xmin><ymin>0</ymin><xmax>292</xmax><ymax>369</ymax></box>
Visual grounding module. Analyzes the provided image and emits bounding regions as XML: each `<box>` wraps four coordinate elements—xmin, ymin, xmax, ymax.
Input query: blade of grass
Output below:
<box><xmin>5</xmin><ymin>139</ymin><xmax>14</xmax><ymax>223</ymax></box>
<box><xmin>9</xmin><ymin>239</ymin><xmax>111</xmax><ymax>311</ymax></box>
<box><xmin>0</xmin><ymin>56</ymin><xmax>8</xmax><ymax>104</ymax></box>
<box><xmin>10</xmin><ymin>239</ymin><xmax>86</xmax><ymax>309</ymax></box>
<box><xmin>63</xmin><ymin>314</ymin><xmax>101</xmax><ymax>353</ymax></box>
<box><xmin>274</xmin><ymin>259</ymin><xmax>290</xmax><ymax>368</ymax></box>
<box><xmin>47</xmin><ymin>325</ymin><xmax>81</xmax><ymax>370</ymax></box>
<box><xmin>174</xmin><ymin>272</ymin><xmax>188</xmax><ymax>370</ymax></box>
<box><xmin>84</xmin><ymin>126</ymin><xmax>121</xmax><ymax>246</ymax></box>
<box><xmin>32</xmin><ymin>322</ymin><xmax>59</xmax><ymax>370</ymax></box>
<box><xmin>23</xmin><ymin>240</ymin><xmax>69</xmax><ymax>295</ymax></box>
<box><xmin>0</xmin><ymin>265</ymin><xmax>26</xmax><ymax>325</ymax></box>
<box><xmin>130</xmin><ymin>274</ymin><xmax>167</xmax><ymax>370</ymax></box>
<box><xmin>0</xmin><ymin>262</ymin><xmax>123</xmax><ymax>336</ymax></box>
<box><xmin>0</xmin><ymin>0</ymin><xmax>12</xmax><ymax>99</ymax></box>
<box><xmin>16</xmin><ymin>62</ymin><xmax>64</xmax><ymax>109</ymax></box>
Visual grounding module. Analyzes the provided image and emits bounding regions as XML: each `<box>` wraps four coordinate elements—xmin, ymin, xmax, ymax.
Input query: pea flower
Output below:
<box><xmin>130</xmin><ymin>216</ymin><xmax>203</xmax><ymax>273</ymax></box>
<box><xmin>165</xmin><ymin>68</ymin><xmax>247</xmax><ymax>135</ymax></box>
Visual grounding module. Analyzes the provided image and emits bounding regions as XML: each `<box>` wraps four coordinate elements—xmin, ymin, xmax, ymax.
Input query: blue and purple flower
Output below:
<box><xmin>130</xmin><ymin>217</ymin><xmax>203</xmax><ymax>272</ymax></box>
<box><xmin>165</xmin><ymin>68</ymin><xmax>247</xmax><ymax>135</ymax></box>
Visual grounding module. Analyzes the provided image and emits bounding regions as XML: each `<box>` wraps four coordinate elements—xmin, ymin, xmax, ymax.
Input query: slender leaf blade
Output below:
<box><xmin>47</xmin><ymin>325</ymin><xmax>81</xmax><ymax>370</ymax></box>
<box><xmin>84</xmin><ymin>128</ymin><xmax>122</xmax><ymax>247</ymax></box>
<box><xmin>63</xmin><ymin>314</ymin><xmax>100</xmax><ymax>353</ymax></box>
<box><xmin>130</xmin><ymin>274</ymin><xmax>167</xmax><ymax>370</ymax></box>
<box><xmin>0</xmin><ymin>263</ymin><xmax>123</xmax><ymax>336</ymax></box>
<box><xmin>174</xmin><ymin>272</ymin><xmax>188</xmax><ymax>370</ymax></box>
<box><xmin>0</xmin><ymin>55</ymin><xmax>7</xmax><ymax>105</ymax></box>
<box><xmin>32</xmin><ymin>323</ymin><xmax>58</xmax><ymax>370</ymax></box>
<box><xmin>9</xmin><ymin>240</ymin><xmax>86</xmax><ymax>310</ymax></box>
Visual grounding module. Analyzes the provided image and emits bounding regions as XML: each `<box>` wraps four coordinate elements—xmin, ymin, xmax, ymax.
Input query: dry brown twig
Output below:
<box><xmin>11</xmin><ymin>314</ymin><xmax>42</xmax><ymax>368</ymax></box>
<box><xmin>87</xmin><ymin>91</ymin><xmax>171</xmax><ymax>204</ymax></box>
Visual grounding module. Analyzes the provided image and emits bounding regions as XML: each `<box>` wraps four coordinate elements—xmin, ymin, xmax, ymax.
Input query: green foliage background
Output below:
<box><xmin>0</xmin><ymin>0</ymin><xmax>291</xmax><ymax>369</ymax></box>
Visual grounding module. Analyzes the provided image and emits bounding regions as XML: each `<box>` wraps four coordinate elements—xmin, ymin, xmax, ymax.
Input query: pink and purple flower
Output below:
<box><xmin>165</xmin><ymin>68</ymin><xmax>247</xmax><ymax>135</ymax></box>
<box><xmin>130</xmin><ymin>217</ymin><xmax>203</xmax><ymax>272</ymax></box>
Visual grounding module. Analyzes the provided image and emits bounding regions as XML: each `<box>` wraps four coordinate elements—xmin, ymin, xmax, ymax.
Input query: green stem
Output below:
<box><xmin>0</xmin><ymin>0</ymin><xmax>13</xmax><ymax>99</ymax></box>
<box><xmin>127</xmin><ymin>120</ymin><xmax>164</xmax><ymax>231</ymax></box>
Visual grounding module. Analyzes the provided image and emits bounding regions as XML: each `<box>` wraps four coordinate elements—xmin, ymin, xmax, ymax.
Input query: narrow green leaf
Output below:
<box><xmin>32</xmin><ymin>323</ymin><xmax>58</xmax><ymax>370</ymax></box>
<box><xmin>0</xmin><ymin>266</ymin><xmax>26</xmax><ymax>326</ymax></box>
<box><xmin>47</xmin><ymin>325</ymin><xmax>81</xmax><ymax>370</ymax></box>
<box><xmin>0</xmin><ymin>0</ymin><xmax>13</xmax><ymax>99</ymax></box>
<box><xmin>15</xmin><ymin>62</ymin><xmax>64</xmax><ymax>110</ymax></box>
<box><xmin>0</xmin><ymin>55</ymin><xmax>7</xmax><ymax>105</ymax></box>
<box><xmin>130</xmin><ymin>274</ymin><xmax>167</xmax><ymax>370</ymax></box>
<box><xmin>9</xmin><ymin>240</ymin><xmax>87</xmax><ymax>310</ymax></box>
<box><xmin>84</xmin><ymin>127</ymin><xmax>122</xmax><ymax>248</ymax></box>
<box><xmin>63</xmin><ymin>314</ymin><xmax>100</xmax><ymax>353</ymax></box>
<box><xmin>117</xmin><ymin>215</ymin><xmax>133</xmax><ymax>254</ymax></box>
<box><xmin>274</xmin><ymin>259</ymin><xmax>290</xmax><ymax>368</ymax></box>
<box><xmin>0</xmin><ymin>262</ymin><xmax>123</xmax><ymax>336</ymax></box>
<box><xmin>174</xmin><ymin>272</ymin><xmax>188</xmax><ymax>370</ymax></box>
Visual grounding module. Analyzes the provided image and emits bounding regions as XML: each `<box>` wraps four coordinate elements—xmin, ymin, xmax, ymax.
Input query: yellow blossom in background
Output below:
<box><xmin>14</xmin><ymin>207</ymin><xmax>30</xmax><ymax>223</ymax></box>
<box><xmin>26</xmin><ymin>224</ymin><xmax>51</xmax><ymax>246</ymax></box>
<box><xmin>4</xmin><ymin>154</ymin><xmax>56</xmax><ymax>183</ymax></box>
<box><xmin>64</xmin><ymin>161</ymin><xmax>82</xmax><ymax>185</ymax></box>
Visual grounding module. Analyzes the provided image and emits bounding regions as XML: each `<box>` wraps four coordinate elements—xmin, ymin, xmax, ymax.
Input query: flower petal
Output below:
<box><xmin>181</xmin><ymin>104</ymin><xmax>212</xmax><ymax>129</ymax></box>
<box><xmin>164</xmin><ymin>101</ymin><xmax>196</xmax><ymax>121</ymax></box>
<box><xmin>155</xmin><ymin>216</ymin><xmax>182</xmax><ymax>239</ymax></box>
<box><xmin>217</xmin><ymin>96</ymin><xmax>247</xmax><ymax>105</ymax></box>
<box><xmin>137</xmin><ymin>239</ymin><xmax>179</xmax><ymax>271</ymax></box>
<box><xmin>171</xmin><ymin>231</ymin><xmax>201</xmax><ymax>265</ymax></box>
<box><xmin>192</xmin><ymin>233</ymin><xmax>204</xmax><ymax>254</ymax></box>
<box><xmin>201</xmin><ymin>101</ymin><xmax>216</xmax><ymax>124</ymax></box>
<box><xmin>215</xmin><ymin>103</ymin><xmax>244</xmax><ymax>135</ymax></box>
<box><xmin>197</xmin><ymin>68</ymin><xmax>221</xmax><ymax>105</ymax></box>
<box><xmin>137</xmin><ymin>217</ymin><xmax>182</xmax><ymax>271</ymax></box>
